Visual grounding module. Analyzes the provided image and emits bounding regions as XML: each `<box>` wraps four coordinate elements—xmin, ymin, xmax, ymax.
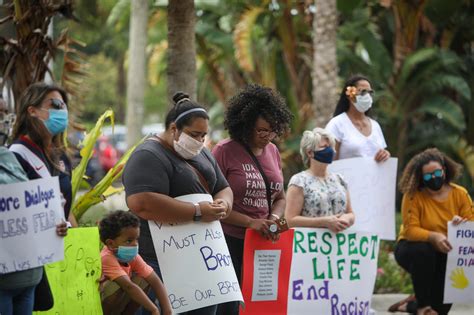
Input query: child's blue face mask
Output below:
<box><xmin>116</xmin><ymin>245</ymin><xmax>139</xmax><ymax>263</ymax></box>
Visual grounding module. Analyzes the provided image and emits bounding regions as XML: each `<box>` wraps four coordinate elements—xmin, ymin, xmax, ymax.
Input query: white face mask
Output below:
<box><xmin>173</xmin><ymin>132</ymin><xmax>204</xmax><ymax>159</ymax></box>
<box><xmin>354</xmin><ymin>94</ymin><xmax>373</xmax><ymax>113</ymax></box>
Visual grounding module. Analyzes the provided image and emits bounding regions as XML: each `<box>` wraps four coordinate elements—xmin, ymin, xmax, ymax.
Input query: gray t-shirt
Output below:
<box><xmin>122</xmin><ymin>138</ymin><xmax>229</xmax><ymax>262</ymax></box>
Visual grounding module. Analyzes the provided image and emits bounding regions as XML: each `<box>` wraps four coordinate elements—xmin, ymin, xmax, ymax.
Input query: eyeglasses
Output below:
<box><xmin>357</xmin><ymin>89</ymin><xmax>374</xmax><ymax>96</ymax></box>
<box><xmin>255</xmin><ymin>128</ymin><xmax>276</xmax><ymax>140</ymax></box>
<box><xmin>422</xmin><ymin>169</ymin><xmax>443</xmax><ymax>181</ymax></box>
<box><xmin>47</xmin><ymin>98</ymin><xmax>67</xmax><ymax>110</ymax></box>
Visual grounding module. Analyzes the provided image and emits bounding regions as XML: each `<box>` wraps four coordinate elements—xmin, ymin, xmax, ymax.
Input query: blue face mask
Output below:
<box><xmin>313</xmin><ymin>146</ymin><xmax>335</xmax><ymax>164</ymax></box>
<box><xmin>116</xmin><ymin>245</ymin><xmax>139</xmax><ymax>263</ymax></box>
<box><xmin>43</xmin><ymin>109</ymin><xmax>68</xmax><ymax>135</ymax></box>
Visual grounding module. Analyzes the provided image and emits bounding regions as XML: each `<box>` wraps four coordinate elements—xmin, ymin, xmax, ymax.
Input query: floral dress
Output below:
<box><xmin>288</xmin><ymin>171</ymin><xmax>348</xmax><ymax>217</ymax></box>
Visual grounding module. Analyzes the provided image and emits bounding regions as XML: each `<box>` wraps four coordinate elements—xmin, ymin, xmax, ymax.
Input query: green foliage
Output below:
<box><xmin>374</xmin><ymin>243</ymin><xmax>413</xmax><ymax>294</ymax></box>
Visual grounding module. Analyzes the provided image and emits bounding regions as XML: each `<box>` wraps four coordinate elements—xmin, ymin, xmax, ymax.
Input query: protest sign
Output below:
<box><xmin>35</xmin><ymin>227</ymin><xmax>102</xmax><ymax>314</ymax></box>
<box><xmin>288</xmin><ymin>228</ymin><xmax>379</xmax><ymax>315</ymax></box>
<box><xmin>242</xmin><ymin>228</ymin><xmax>379</xmax><ymax>315</ymax></box>
<box><xmin>0</xmin><ymin>177</ymin><xmax>65</xmax><ymax>274</ymax></box>
<box><xmin>149</xmin><ymin>194</ymin><xmax>243</xmax><ymax>313</ymax></box>
<box><xmin>240</xmin><ymin>229</ymin><xmax>294</xmax><ymax>315</ymax></box>
<box><xmin>328</xmin><ymin>157</ymin><xmax>397</xmax><ymax>240</ymax></box>
<box><xmin>444</xmin><ymin>222</ymin><xmax>474</xmax><ymax>304</ymax></box>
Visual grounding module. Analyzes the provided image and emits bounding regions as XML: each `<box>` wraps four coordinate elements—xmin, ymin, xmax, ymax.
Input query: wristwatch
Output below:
<box><xmin>193</xmin><ymin>203</ymin><xmax>202</xmax><ymax>221</ymax></box>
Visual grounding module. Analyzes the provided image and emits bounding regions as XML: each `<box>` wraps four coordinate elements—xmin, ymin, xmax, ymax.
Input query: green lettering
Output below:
<box><xmin>348</xmin><ymin>233</ymin><xmax>358</xmax><ymax>256</ymax></box>
<box><xmin>370</xmin><ymin>235</ymin><xmax>379</xmax><ymax>259</ymax></box>
<box><xmin>294</xmin><ymin>230</ymin><xmax>306</xmax><ymax>253</ymax></box>
<box><xmin>350</xmin><ymin>259</ymin><xmax>360</xmax><ymax>280</ymax></box>
<box><xmin>308</xmin><ymin>232</ymin><xmax>318</xmax><ymax>253</ymax></box>
<box><xmin>312</xmin><ymin>257</ymin><xmax>325</xmax><ymax>279</ymax></box>
<box><xmin>337</xmin><ymin>258</ymin><xmax>345</xmax><ymax>279</ymax></box>
<box><xmin>359</xmin><ymin>236</ymin><xmax>368</xmax><ymax>257</ymax></box>
<box><xmin>321</xmin><ymin>232</ymin><xmax>333</xmax><ymax>255</ymax></box>
<box><xmin>336</xmin><ymin>233</ymin><xmax>346</xmax><ymax>255</ymax></box>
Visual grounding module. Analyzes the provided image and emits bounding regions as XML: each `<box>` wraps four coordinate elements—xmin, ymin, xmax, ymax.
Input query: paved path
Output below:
<box><xmin>371</xmin><ymin>294</ymin><xmax>473</xmax><ymax>314</ymax></box>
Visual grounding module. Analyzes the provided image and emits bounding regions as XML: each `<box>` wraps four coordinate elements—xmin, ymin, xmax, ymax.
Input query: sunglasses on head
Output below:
<box><xmin>48</xmin><ymin>98</ymin><xmax>67</xmax><ymax>110</ymax></box>
<box><xmin>422</xmin><ymin>169</ymin><xmax>443</xmax><ymax>181</ymax></box>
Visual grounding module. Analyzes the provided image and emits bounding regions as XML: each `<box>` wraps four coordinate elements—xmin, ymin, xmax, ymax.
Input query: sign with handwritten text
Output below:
<box><xmin>444</xmin><ymin>222</ymin><xmax>474</xmax><ymax>304</ymax></box>
<box><xmin>0</xmin><ymin>177</ymin><xmax>65</xmax><ymax>274</ymax></box>
<box><xmin>288</xmin><ymin>228</ymin><xmax>379</xmax><ymax>315</ymax></box>
<box><xmin>328</xmin><ymin>157</ymin><xmax>397</xmax><ymax>240</ymax></box>
<box><xmin>149</xmin><ymin>194</ymin><xmax>243</xmax><ymax>313</ymax></box>
<box><xmin>35</xmin><ymin>227</ymin><xmax>102</xmax><ymax>314</ymax></box>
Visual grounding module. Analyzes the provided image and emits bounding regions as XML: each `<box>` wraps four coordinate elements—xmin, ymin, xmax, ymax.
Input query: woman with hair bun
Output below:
<box><xmin>284</xmin><ymin>128</ymin><xmax>355</xmax><ymax>230</ymax></box>
<box><xmin>123</xmin><ymin>92</ymin><xmax>233</xmax><ymax>315</ymax></box>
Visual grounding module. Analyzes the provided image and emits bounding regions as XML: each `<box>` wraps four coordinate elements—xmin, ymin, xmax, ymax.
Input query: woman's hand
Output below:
<box><xmin>325</xmin><ymin>214</ymin><xmax>350</xmax><ymax>233</ymax></box>
<box><xmin>200</xmin><ymin>202</ymin><xmax>227</xmax><ymax>222</ymax></box>
<box><xmin>56</xmin><ymin>221</ymin><xmax>68</xmax><ymax>237</ymax></box>
<box><xmin>249</xmin><ymin>218</ymin><xmax>276</xmax><ymax>240</ymax></box>
<box><xmin>452</xmin><ymin>215</ymin><xmax>468</xmax><ymax>226</ymax></box>
<box><xmin>374</xmin><ymin>149</ymin><xmax>390</xmax><ymax>162</ymax></box>
<box><xmin>429</xmin><ymin>232</ymin><xmax>452</xmax><ymax>253</ymax></box>
<box><xmin>213</xmin><ymin>198</ymin><xmax>231</xmax><ymax>218</ymax></box>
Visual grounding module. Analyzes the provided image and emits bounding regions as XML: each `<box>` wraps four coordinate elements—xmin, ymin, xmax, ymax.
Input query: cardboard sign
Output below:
<box><xmin>35</xmin><ymin>227</ymin><xmax>102</xmax><ymax>314</ymax></box>
<box><xmin>240</xmin><ymin>229</ymin><xmax>294</xmax><ymax>315</ymax></box>
<box><xmin>328</xmin><ymin>157</ymin><xmax>397</xmax><ymax>240</ymax></box>
<box><xmin>0</xmin><ymin>177</ymin><xmax>65</xmax><ymax>274</ymax></box>
<box><xmin>444</xmin><ymin>222</ymin><xmax>474</xmax><ymax>304</ymax></box>
<box><xmin>149</xmin><ymin>194</ymin><xmax>243</xmax><ymax>313</ymax></box>
<box><xmin>242</xmin><ymin>228</ymin><xmax>380</xmax><ymax>315</ymax></box>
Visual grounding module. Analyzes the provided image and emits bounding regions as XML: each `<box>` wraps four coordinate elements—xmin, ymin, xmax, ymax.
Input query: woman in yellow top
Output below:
<box><xmin>394</xmin><ymin>148</ymin><xmax>473</xmax><ymax>315</ymax></box>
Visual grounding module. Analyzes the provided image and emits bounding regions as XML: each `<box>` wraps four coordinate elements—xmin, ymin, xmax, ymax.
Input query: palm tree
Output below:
<box><xmin>312</xmin><ymin>0</ymin><xmax>339</xmax><ymax>127</ymax></box>
<box><xmin>167</xmin><ymin>0</ymin><xmax>196</xmax><ymax>100</ymax></box>
<box><xmin>126</xmin><ymin>0</ymin><xmax>148</xmax><ymax>149</ymax></box>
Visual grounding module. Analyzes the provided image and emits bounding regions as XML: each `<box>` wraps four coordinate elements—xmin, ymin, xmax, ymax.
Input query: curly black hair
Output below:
<box><xmin>99</xmin><ymin>210</ymin><xmax>140</xmax><ymax>243</ymax></box>
<box><xmin>224</xmin><ymin>84</ymin><xmax>293</xmax><ymax>144</ymax></box>
<box><xmin>398</xmin><ymin>148</ymin><xmax>462</xmax><ymax>195</ymax></box>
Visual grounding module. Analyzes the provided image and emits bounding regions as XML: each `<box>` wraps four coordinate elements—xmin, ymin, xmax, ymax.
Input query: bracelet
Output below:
<box><xmin>270</xmin><ymin>213</ymin><xmax>280</xmax><ymax>220</ymax></box>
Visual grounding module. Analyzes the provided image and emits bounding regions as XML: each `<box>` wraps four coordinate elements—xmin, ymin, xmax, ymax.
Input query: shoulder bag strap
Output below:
<box><xmin>148</xmin><ymin>136</ymin><xmax>211</xmax><ymax>194</ymax></box>
<box><xmin>241</xmin><ymin>143</ymin><xmax>272</xmax><ymax>212</ymax></box>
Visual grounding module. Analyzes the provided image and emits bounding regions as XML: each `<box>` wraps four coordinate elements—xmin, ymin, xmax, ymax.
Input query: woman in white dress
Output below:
<box><xmin>285</xmin><ymin>128</ymin><xmax>354</xmax><ymax>231</ymax></box>
<box><xmin>326</xmin><ymin>75</ymin><xmax>390</xmax><ymax>162</ymax></box>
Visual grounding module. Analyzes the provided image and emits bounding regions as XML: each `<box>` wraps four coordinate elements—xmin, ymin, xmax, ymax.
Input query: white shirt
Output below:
<box><xmin>325</xmin><ymin>112</ymin><xmax>387</xmax><ymax>159</ymax></box>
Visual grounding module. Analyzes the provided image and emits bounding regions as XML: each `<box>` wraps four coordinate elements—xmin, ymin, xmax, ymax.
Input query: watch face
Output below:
<box><xmin>269</xmin><ymin>224</ymin><xmax>278</xmax><ymax>233</ymax></box>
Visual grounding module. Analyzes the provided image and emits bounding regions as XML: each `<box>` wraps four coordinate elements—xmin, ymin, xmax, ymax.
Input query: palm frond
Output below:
<box><xmin>233</xmin><ymin>7</ymin><xmax>264</xmax><ymax>72</ymax></box>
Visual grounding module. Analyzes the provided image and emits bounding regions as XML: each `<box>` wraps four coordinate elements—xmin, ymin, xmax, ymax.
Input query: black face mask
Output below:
<box><xmin>423</xmin><ymin>177</ymin><xmax>444</xmax><ymax>191</ymax></box>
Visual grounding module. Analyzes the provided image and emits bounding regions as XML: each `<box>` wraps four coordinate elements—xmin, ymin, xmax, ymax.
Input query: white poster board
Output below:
<box><xmin>444</xmin><ymin>222</ymin><xmax>474</xmax><ymax>304</ymax></box>
<box><xmin>287</xmin><ymin>228</ymin><xmax>379</xmax><ymax>315</ymax></box>
<box><xmin>328</xmin><ymin>157</ymin><xmax>397</xmax><ymax>240</ymax></box>
<box><xmin>0</xmin><ymin>177</ymin><xmax>65</xmax><ymax>274</ymax></box>
<box><xmin>149</xmin><ymin>194</ymin><xmax>243</xmax><ymax>313</ymax></box>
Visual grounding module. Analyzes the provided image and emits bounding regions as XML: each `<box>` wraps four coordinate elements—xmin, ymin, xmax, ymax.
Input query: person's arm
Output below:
<box><xmin>338</xmin><ymin>189</ymin><xmax>355</xmax><ymax>227</ymax></box>
<box><xmin>114</xmin><ymin>275</ymin><xmax>159</xmax><ymax>314</ymax></box>
<box><xmin>127</xmin><ymin>193</ymin><xmax>225</xmax><ymax>223</ymax></box>
<box><xmin>401</xmin><ymin>194</ymin><xmax>432</xmax><ymax>241</ymax></box>
<box><xmin>269</xmin><ymin>189</ymin><xmax>285</xmax><ymax>220</ymax></box>
<box><xmin>145</xmin><ymin>272</ymin><xmax>172</xmax><ymax>315</ymax></box>
<box><xmin>458</xmin><ymin>189</ymin><xmax>474</xmax><ymax>221</ymax></box>
<box><xmin>284</xmin><ymin>185</ymin><xmax>348</xmax><ymax>232</ymax></box>
<box><xmin>334</xmin><ymin>141</ymin><xmax>341</xmax><ymax>161</ymax></box>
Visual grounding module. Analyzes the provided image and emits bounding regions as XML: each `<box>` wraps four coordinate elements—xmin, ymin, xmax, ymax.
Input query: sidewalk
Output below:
<box><xmin>371</xmin><ymin>294</ymin><xmax>473</xmax><ymax>315</ymax></box>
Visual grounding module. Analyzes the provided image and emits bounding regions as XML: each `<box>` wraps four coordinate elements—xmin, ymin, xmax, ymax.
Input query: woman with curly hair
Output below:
<box><xmin>392</xmin><ymin>148</ymin><xmax>473</xmax><ymax>315</ymax></box>
<box><xmin>212</xmin><ymin>84</ymin><xmax>293</xmax><ymax>315</ymax></box>
<box><xmin>325</xmin><ymin>75</ymin><xmax>390</xmax><ymax>162</ymax></box>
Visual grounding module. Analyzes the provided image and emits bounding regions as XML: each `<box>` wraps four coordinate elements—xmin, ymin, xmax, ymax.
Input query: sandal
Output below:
<box><xmin>387</xmin><ymin>295</ymin><xmax>416</xmax><ymax>313</ymax></box>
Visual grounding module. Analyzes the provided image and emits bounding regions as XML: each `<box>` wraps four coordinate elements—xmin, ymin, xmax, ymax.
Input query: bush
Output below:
<box><xmin>374</xmin><ymin>241</ymin><xmax>413</xmax><ymax>293</ymax></box>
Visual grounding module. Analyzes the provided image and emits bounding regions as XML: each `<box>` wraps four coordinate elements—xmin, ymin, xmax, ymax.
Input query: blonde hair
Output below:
<box><xmin>300</xmin><ymin>127</ymin><xmax>336</xmax><ymax>166</ymax></box>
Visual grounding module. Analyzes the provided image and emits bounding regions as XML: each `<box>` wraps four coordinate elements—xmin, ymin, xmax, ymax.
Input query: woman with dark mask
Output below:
<box><xmin>393</xmin><ymin>148</ymin><xmax>473</xmax><ymax>315</ymax></box>
<box><xmin>123</xmin><ymin>92</ymin><xmax>233</xmax><ymax>315</ymax></box>
<box><xmin>285</xmin><ymin>128</ymin><xmax>355</xmax><ymax>231</ymax></box>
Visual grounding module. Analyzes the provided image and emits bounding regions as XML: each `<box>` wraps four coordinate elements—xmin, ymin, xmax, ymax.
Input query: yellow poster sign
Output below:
<box><xmin>35</xmin><ymin>227</ymin><xmax>103</xmax><ymax>314</ymax></box>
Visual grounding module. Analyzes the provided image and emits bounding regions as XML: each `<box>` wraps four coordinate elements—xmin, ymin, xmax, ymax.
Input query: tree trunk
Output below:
<box><xmin>312</xmin><ymin>0</ymin><xmax>339</xmax><ymax>128</ymax></box>
<box><xmin>167</xmin><ymin>0</ymin><xmax>196</xmax><ymax>101</ymax></box>
<box><xmin>126</xmin><ymin>0</ymin><xmax>148</xmax><ymax>148</ymax></box>
<box><xmin>116</xmin><ymin>53</ymin><xmax>126</xmax><ymax>123</ymax></box>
